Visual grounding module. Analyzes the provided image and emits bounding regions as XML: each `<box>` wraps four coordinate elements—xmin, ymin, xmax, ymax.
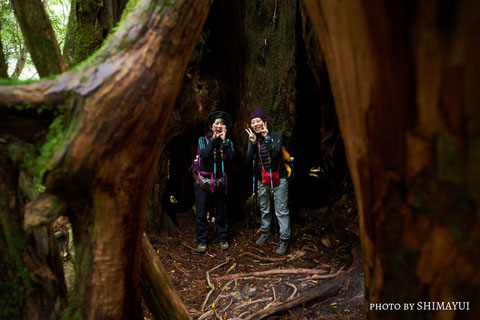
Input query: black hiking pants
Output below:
<box><xmin>194</xmin><ymin>183</ymin><xmax>228</xmax><ymax>245</ymax></box>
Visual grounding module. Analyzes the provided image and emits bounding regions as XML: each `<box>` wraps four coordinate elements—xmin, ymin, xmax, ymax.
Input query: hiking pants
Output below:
<box><xmin>194</xmin><ymin>183</ymin><xmax>228</xmax><ymax>245</ymax></box>
<box><xmin>257</xmin><ymin>177</ymin><xmax>290</xmax><ymax>240</ymax></box>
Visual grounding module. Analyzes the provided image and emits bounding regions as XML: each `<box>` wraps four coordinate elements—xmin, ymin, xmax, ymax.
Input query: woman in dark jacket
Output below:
<box><xmin>245</xmin><ymin>108</ymin><xmax>290</xmax><ymax>255</ymax></box>
<box><xmin>194</xmin><ymin>111</ymin><xmax>235</xmax><ymax>253</ymax></box>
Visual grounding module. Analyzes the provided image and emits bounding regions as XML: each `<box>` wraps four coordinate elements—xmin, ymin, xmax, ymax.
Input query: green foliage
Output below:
<box><xmin>0</xmin><ymin>0</ymin><xmax>30</xmax><ymax>78</ymax></box>
<box><xmin>0</xmin><ymin>0</ymin><xmax>70</xmax><ymax>79</ymax></box>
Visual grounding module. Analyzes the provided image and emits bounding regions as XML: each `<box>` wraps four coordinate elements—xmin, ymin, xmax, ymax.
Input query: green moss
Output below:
<box><xmin>244</xmin><ymin>0</ymin><xmax>296</xmax><ymax>139</ymax></box>
<box><xmin>23</xmin><ymin>107</ymin><xmax>76</xmax><ymax>184</ymax></box>
<box><xmin>0</xmin><ymin>77</ymin><xmax>38</xmax><ymax>86</ymax></box>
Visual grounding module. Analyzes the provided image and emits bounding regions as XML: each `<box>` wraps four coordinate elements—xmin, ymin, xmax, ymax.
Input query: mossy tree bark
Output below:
<box><xmin>0</xmin><ymin>0</ymin><xmax>213</xmax><ymax>318</ymax></box>
<box><xmin>0</xmin><ymin>38</ymin><xmax>8</xmax><ymax>78</ymax></box>
<box><xmin>10</xmin><ymin>0</ymin><xmax>67</xmax><ymax>77</ymax></box>
<box><xmin>0</xmin><ymin>155</ymin><xmax>67</xmax><ymax>320</ymax></box>
<box><xmin>244</xmin><ymin>0</ymin><xmax>297</xmax><ymax>138</ymax></box>
<box><xmin>303</xmin><ymin>0</ymin><xmax>480</xmax><ymax>317</ymax></box>
<box><xmin>63</xmin><ymin>0</ymin><xmax>128</xmax><ymax>67</ymax></box>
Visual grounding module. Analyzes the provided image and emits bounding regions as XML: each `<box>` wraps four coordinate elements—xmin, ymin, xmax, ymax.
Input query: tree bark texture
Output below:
<box><xmin>12</xmin><ymin>45</ymin><xmax>28</xmax><ymax>78</ymax></box>
<box><xmin>141</xmin><ymin>233</ymin><xmax>191</xmax><ymax>320</ymax></box>
<box><xmin>10</xmin><ymin>0</ymin><xmax>67</xmax><ymax>77</ymax></box>
<box><xmin>302</xmin><ymin>0</ymin><xmax>480</xmax><ymax>317</ymax></box>
<box><xmin>0</xmin><ymin>37</ymin><xmax>8</xmax><ymax>78</ymax></box>
<box><xmin>0</xmin><ymin>156</ymin><xmax>67</xmax><ymax>320</ymax></box>
<box><xmin>63</xmin><ymin>0</ymin><xmax>127</xmax><ymax>67</ymax></box>
<box><xmin>1</xmin><ymin>0</ymin><xmax>213</xmax><ymax>318</ymax></box>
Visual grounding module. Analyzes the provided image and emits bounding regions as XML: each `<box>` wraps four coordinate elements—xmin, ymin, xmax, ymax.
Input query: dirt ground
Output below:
<box><xmin>144</xmin><ymin>193</ymin><xmax>364</xmax><ymax>319</ymax></box>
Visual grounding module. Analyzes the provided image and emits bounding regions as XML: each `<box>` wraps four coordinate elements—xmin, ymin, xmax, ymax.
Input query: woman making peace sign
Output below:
<box><xmin>245</xmin><ymin>108</ymin><xmax>290</xmax><ymax>255</ymax></box>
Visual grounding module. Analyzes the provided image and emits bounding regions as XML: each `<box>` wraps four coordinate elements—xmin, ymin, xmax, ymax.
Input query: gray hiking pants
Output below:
<box><xmin>257</xmin><ymin>177</ymin><xmax>290</xmax><ymax>240</ymax></box>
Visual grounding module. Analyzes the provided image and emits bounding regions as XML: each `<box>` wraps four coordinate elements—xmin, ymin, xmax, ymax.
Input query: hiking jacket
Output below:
<box><xmin>198</xmin><ymin>136</ymin><xmax>235</xmax><ymax>177</ymax></box>
<box><xmin>246</xmin><ymin>131</ymin><xmax>287</xmax><ymax>179</ymax></box>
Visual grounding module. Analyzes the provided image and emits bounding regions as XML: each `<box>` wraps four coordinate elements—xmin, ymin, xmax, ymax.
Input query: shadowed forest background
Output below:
<box><xmin>0</xmin><ymin>0</ymin><xmax>479</xmax><ymax>319</ymax></box>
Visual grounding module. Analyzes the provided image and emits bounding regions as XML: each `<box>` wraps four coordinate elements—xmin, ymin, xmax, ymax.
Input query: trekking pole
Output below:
<box><xmin>252</xmin><ymin>158</ymin><xmax>256</xmax><ymax>243</ymax></box>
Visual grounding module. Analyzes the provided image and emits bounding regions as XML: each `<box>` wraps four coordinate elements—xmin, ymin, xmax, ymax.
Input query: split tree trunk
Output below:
<box><xmin>303</xmin><ymin>0</ymin><xmax>480</xmax><ymax>317</ymax></box>
<box><xmin>10</xmin><ymin>0</ymin><xmax>66</xmax><ymax>77</ymax></box>
<box><xmin>1</xmin><ymin>0</ymin><xmax>213</xmax><ymax>318</ymax></box>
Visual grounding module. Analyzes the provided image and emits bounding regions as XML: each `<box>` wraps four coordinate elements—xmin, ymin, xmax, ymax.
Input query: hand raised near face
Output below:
<box><xmin>218</xmin><ymin>126</ymin><xmax>227</xmax><ymax>141</ymax></box>
<box><xmin>261</xmin><ymin>122</ymin><xmax>269</xmax><ymax>138</ymax></box>
<box><xmin>245</xmin><ymin>128</ymin><xmax>257</xmax><ymax>144</ymax></box>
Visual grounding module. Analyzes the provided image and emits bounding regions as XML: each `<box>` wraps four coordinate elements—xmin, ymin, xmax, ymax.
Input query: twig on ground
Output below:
<box><xmin>201</xmin><ymin>289</ymin><xmax>215</xmax><ymax>312</ymax></box>
<box><xmin>209</xmin><ymin>258</ymin><xmax>230</xmax><ymax>273</ymax></box>
<box><xmin>243</xmin><ymin>273</ymin><xmax>347</xmax><ymax>320</ymax></box>
<box><xmin>239</xmin><ymin>251</ymin><xmax>286</xmax><ymax>262</ymax></box>
<box><xmin>286</xmin><ymin>282</ymin><xmax>297</xmax><ymax>300</ymax></box>
<box><xmin>226</xmin><ymin>262</ymin><xmax>237</xmax><ymax>275</ymax></box>
<box><xmin>272</xmin><ymin>286</ymin><xmax>277</xmax><ymax>302</ymax></box>
<box><xmin>298</xmin><ymin>267</ymin><xmax>344</xmax><ymax>281</ymax></box>
<box><xmin>219</xmin><ymin>298</ymin><xmax>234</xmax><ymax>317</ymax></box>
<box><xmin>198</xmin><ymin>310</ymin><xmax>214</xmax><ymax>320</ymax></box>
<box><xmin>206</xmin><ymin>272</ymin><xmax>214</xmax><ymax>290</ymax></box>
<box><xmin>231</xmin><ymin>297</ymin><xmax>272</xmax><ymax>311</ymax></box>
<box><xmin>214</xmin><ymin>267</ymin><xmax>328</xmax><ymax>281</ymax></box>
<box><xmin>165</xmin><ymin>252</ymin><xmax>190</xmax><ymax>276</ymax></box>
<box><xmin>202</xmin><ymin>260</ymin><xmax>230</xmax><ymax>312</ymax></box>
<box><xmin>181</xmin><ymin>242</ymin><xmax>195</xmax><ymax>250</ymax></box>
<box><xmin>213</xmin><ymin>279</ymin><xmax>237</xmax><ymax>308</ymax></box>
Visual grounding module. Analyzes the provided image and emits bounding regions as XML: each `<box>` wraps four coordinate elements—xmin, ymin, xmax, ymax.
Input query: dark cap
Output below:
<box><xmin>249</xmin><ymin>108</ymin><xmax>267</xmax><ymax>122</ymax></box>
<box><xmin>204</xmin><ymin>111</ymin><xmax>233</xmax><ymax>130</ymax></box>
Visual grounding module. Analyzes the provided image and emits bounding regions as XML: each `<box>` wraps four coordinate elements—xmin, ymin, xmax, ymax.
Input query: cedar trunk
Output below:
<box><xmin>1</xmin><ymin>0</ymin><xmax>213</xmax><ymax>318</ymax></box>
<box><xmin>303</xmin><ymin>0</ymin><xmax>480</xmax><ymax>317</ymax></box>
<box><xmin>0</xmin><ymin>38</ymin><xmax>8</xmax><ymax>78</ymax></box>
<box><xmin>63</xmin><ymin>0</ymin><xmax>127</xmax><ymax>66</ymax></box>
<box><xmin>10</xmin><ymin>0</ymin><xmax>66</xmax><ymax>77</ymax></box>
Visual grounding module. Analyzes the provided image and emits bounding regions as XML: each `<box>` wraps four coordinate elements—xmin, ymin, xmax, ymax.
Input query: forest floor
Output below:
<box><xmin>144</xmin><ymin>193</ymin><xmax>364</xmax><ymax>320</ymax></box>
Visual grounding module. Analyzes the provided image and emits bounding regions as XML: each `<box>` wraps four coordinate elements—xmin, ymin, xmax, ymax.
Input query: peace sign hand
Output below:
<box><xmin>260</xmin><ymin>122</ymin><xmax>269</xmax><ymax>138</ymax></box>
<box><xmin>245</xmin><ymin>128</ymin><xmax>257</xmax><ymax>143</ymax></box>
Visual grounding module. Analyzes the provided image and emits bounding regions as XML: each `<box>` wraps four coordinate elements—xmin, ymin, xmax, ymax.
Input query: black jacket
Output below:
<box><xmin>246</xmin><ymin>131</ymin><xmax>287</xmax><ymax>179</ymax></box>
<box><xmin>198</xmin><ymin>136</ymin><xmax>235</xmax><ymax>177</ymax></box>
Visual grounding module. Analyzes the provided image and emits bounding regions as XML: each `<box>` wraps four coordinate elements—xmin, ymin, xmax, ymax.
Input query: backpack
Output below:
<box><xmin>281</xmin><ymin>146</ymin><xmax>294</xmax><ymax>179</ymax></box>
<box><xmin>190</xmin><ymin>136</ymin><xmax>209</xmax><ymax>176</ymax></box>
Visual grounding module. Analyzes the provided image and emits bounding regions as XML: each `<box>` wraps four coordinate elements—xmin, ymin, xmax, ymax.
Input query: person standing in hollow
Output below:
<box><xmin>245</xmin><ymin>108</ymin><xmax>290</xmax><ymax>255</ymax></box>
<box><xmin>194</xmin><ymin>111</ymin><xmax>235</xmax><ymax>253</ymax></box>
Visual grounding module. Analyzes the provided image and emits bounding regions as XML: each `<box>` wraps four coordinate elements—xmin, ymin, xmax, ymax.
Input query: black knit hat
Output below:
<box><xmin>204</xmin><ymin>111</ymin><xmax>233</xmax><ymax>130</ymax></box>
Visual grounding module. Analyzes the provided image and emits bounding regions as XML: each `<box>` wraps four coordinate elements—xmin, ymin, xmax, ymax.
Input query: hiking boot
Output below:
<box><xmin>255</xmin><ymin>232</ymin><xmax>271</xmax><ymax>246</ymax></box>
<box><xmin>196</xmin><ymin>244</ymin><xmax>207</xmax><ymax>253</ymax></box>
<box><xmin>219</xmin><ymin>241</ymin><xmax>229</xmax><ymax>251</ymax></box>
<box><xmin>275</xmin><ymin>240</ymin><xmax>289</xmax><ymax>255</ymax></box>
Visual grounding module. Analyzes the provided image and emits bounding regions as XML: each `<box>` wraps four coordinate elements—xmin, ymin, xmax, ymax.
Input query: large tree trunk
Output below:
<box><xmin>303</xmin><ymin>0</ymin><xmax>480</xmax><ymax>317</ymax></box>
<box><xmin>0</xmin><ymin>37</ymin><xmax>8</xmax><ymax>78</ymax></box>
<box><xmin>63</xmin><ymin>0</ymin><xmax>127</xmax><ymax>67</ymax></box>
<box><xmin>10</xmin><ymin>0</ymin><xmax>66</xmax><ymax>77</ymax></box>
<box><xmin>1</xmin><ymin>0</ymin><xmax>213</xmax><ymax>318</ymax></box>
<box><xmin>0</xmin><ymin>155</ymin><xmax>67</xmax><ymax>320</ymax></box>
